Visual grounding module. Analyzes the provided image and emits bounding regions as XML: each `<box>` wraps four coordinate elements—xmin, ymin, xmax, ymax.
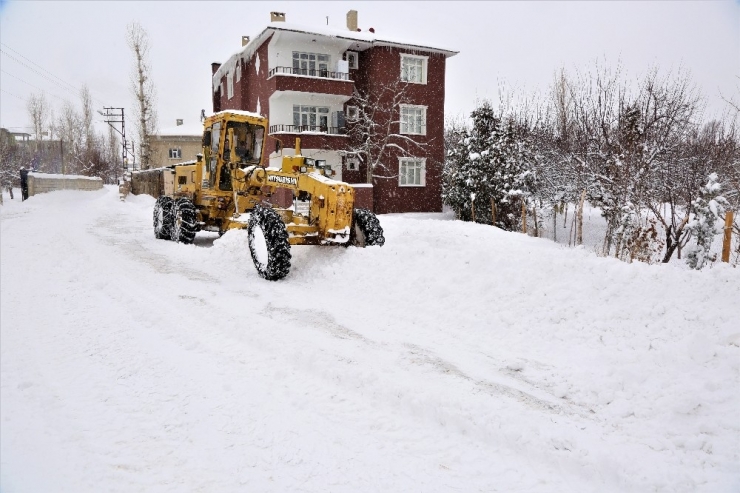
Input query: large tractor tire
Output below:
<box><xmin>248</xmin><ymin>205</ymin><xmax>291</xmax><ymax>281</ymax></box>
<box><xmin>153</xmin><ymin>196</ymin><xmax>174</xmax><ymax>240</ymax></box>
<box><xmin>350</xmin><ymin>208</ymin><xmax>385</xmax><ymax>247</ymax></box>
<box><xmin>171</xmin><ymin>197</ymin><xmax>198</xmax><ymax>244</ymax></box>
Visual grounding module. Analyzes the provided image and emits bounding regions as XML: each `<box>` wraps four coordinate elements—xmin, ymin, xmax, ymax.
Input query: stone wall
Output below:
<box><xmin>131</xmin><ymin>168</ymin><xmax>165</xmax><ymax>198</ymax></box>
<box><xmin>26</xmin><ymin>172</ymin><xmax>103</xmax><ymax>197</ymax></box>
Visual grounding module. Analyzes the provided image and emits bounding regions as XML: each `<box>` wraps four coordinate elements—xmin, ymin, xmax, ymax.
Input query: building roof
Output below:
<box><xmin>212</xmin><ymin>21</ymin><xmax>458</xmax><ymax>90</ymax></box>
<box><xmin>157</xmin><ymin>122</ymin><xmax>204</xmax><ymax>137</ymax></box>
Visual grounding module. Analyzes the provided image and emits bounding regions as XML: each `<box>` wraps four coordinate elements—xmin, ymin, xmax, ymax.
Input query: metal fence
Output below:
<box><xmin>269</xmin><ymin>124</ymin><xmax>347</xmax><ymax>135</ymax></box>
<box><xmin>268</xmin><ymin>66</ymin><xmax>350</xmax><ymax>81</ymax></box>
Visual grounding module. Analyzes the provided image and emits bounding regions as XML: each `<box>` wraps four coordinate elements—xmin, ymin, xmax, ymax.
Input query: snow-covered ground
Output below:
<box><xmin>1</xmin><ymin>186</ymin><xmax>738</xmax><ymax>492</ymax></box>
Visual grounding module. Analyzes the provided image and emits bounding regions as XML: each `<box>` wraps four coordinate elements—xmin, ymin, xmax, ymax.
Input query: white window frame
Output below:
<box><xmin>293</xmin><ymin>105</ymin><xmax>331</xmax><ymax>131</ymax></box>
<box><xmin>398</xmin><ymin>157</ymin><xmax>426</xmax><ymax>187</ymax></box>
<box><xmin>236</xmin><ymin>61</ymin><xmax>242</xmax><ymax>82</ymax></box>
<box><xmin>227</xmin><ymin>71</ymin><xmax>234</xmax><ymax>99</ymax></box>
<box><xmin>293</xmin><ymin>51</ymin><xmax>330</xmax><ymax>77</ymax></box>
<box><xmin>400</xmin><ymin>54</ymin><xmax>428</xmax><ymax>84</ymax></box>
<box><xmin>400</xmin><ymin>104</ymin><xmax>427</xmax><ymax>135</ymax></box>
<box><xmin>169</xmin><ymin>148</ymin><xmax>182</xmax><ymax>160</ymax></box>
<box><xmin>346</xmin><ymin>105</ymin><xmax>359</xmax><ymax>120</ymax></box>
<box><xmin>345</xmin><ymin>157</ymin><xmax>359</xmax><ymax>171</ymax></box>
<box><xmin>345</xmin><ymin>51</ymin><xmax>358</xmax><ymax>70</ymax></box>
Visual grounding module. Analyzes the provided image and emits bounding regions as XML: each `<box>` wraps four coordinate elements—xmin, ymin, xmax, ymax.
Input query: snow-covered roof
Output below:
<box><xmin>157</xmin><ymin>123</ymin><xmax>203</xmax><ymax>137</ymax></box>
<box><xmin>212</xmin><ymin>21</ymin><xmax>459</xmax><ymax>90</ymax></box>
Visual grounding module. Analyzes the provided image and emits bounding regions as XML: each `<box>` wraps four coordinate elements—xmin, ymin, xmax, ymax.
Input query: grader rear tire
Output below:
<box><xmin>171</xmin><ymin>198</ymin><xmax>198</xmax><ymax>244</ymax></box>
<box><xmin>153</xmin><ymin>196</ymin><xmax>174</xmax><ymax>240</ymax></box>
<box><xmin>248</xmin><ymin>206</ymin><xmax>291</xmax><ymax>281</ymax></box>
<box><xmin>350</xmin><ymin>208</ymin><xmax>385</xmax><ymax>247</ymax></box>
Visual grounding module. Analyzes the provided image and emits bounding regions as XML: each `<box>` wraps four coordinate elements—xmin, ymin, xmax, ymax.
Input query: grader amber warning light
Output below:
<box><xmin>152</xmin><ymin>111</ymin><xmax>384</xmax><ymax>280</ymax></box>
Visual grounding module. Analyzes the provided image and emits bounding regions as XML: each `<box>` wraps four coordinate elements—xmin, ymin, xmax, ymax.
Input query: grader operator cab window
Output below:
<box><xmin>226</xmin><ymin>121</ymin><xmax>264</xmax><ymax>167</ymax></box>
<box><xmin>209</xmin><ymin>123</ymin><xmax>221</xmax><ymax>188</ymax></box>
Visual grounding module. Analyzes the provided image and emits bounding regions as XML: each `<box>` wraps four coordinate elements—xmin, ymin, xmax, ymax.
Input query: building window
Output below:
<box><xmin>227</xmin><ymin>71</ymin><xmax>234</xmax><ymax>99</ymax></box>
<box><xmin>399</xmin><ymin>158</ymin><xmax>426</xmax><ymax>187</ymax></box>
<box><xmin>169</xmin><ymin>148</ymin><xmax>182</xmax><ymax>159</ymax></box>
<box><xmin>400</xmin><ymin>104</ymin><xmax>426</xmax><ymax>135</ymax></box>
<box><xmin>400</xmin><ymin>54</ymin><xmax>427</xmax><ymax>84</ymax></box>
<box><xmin>346</xmin><ymin>105</ymin><xmax>359</xmax><ymax>120</ymax></box>
<box><xmin>346</xmin><ymin>157</ymin><xmax>359</xmax><ymax>171</ymax></box>
<box><xmin>293</xmin><ymin>105</ymin><xmax>330</xmax><ymax>131</ymax></box>
<box><xmin>293</xmin><ymin>52</ymin><xmax>330</xmax><ymax>77</ymax></box>
<box><xmin>345</xmin><ymin>51</ymin><xmax>358</xmax><ymax>70</ymax></box>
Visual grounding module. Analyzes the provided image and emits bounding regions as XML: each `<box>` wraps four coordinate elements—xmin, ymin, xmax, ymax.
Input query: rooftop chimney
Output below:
<box><xmin>242</xmin><ymin>36</ymin><xmax>250</xmax><ymax>46</ymax></box>
<box><xmin>211</xmin><ymin>62</ymin><xmax>221</xmax><ymax>75</ymax></box>
<box><xmin>176</xmin><ymin>119</ymin><xmax>183</xmax><ymax>126</ymax></box>
<box><xmin>346</xmin><ymin>10</ymin><xmax>358</xmax><ymax>31</ymax></box>
<box><xmin>271</xmin><ymin>11</ymin><xmax>285</xmax><ymax>22</ymax></box>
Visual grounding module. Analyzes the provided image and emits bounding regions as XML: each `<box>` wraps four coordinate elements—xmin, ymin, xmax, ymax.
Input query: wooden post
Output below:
<box><xmin>722</xmin><ymin>211</ymin><xmax>734</xmax><ymax>263</ymax></box>
<box><xmin>521</xmin><ymin>199</ymin><xmax>527</xmax><ymax>234</ymax></box>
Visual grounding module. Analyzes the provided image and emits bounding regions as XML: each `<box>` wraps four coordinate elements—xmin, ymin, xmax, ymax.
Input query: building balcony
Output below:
<box><xmin>268</xmin><ymin>66</ymin><xmax>350</xmax><ymax>81</ymax></box>
<box><xmin>269</xmin><ymin>124</ymin><xmax>347</xmax><ymax>136</ymax></box>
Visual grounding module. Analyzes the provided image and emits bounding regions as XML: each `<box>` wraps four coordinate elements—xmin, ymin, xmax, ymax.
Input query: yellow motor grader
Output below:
<box><xmin>152</xmin><ymin>110</ymin><xmax>384</xmax><ymax>280</ymax></box>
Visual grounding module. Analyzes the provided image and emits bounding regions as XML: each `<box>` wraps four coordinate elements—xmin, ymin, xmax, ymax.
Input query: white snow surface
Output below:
<box><xmin>1</xmin><ymin>187</ymin><xmax>738</xmax><ymax>492</ymax></box>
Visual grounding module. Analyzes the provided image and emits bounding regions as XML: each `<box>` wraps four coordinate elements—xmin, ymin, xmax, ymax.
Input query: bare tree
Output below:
<box><xmin>345</xmin><ymin>80</ymin><xmax>431</xmax><ymax>183</ymax></box>
<box><xmin>27</xmin><ymin>92</ymin><xmax>48</xmax><ymax>153</ymax></box>
<box><xmin>127</xmin><ymin>21</ymin><xmax>158</xmax><ymax>170</ymax></box>
<box><xmin>0</xmin><ymin>128</ymin><xmax>28</xmax><ymax>199</ymax></box>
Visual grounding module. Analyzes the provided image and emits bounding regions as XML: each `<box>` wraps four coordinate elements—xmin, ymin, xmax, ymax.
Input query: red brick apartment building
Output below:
<box><xmin>210</xmin><ymin>10</ymin><xmax>457</xmax><ymax>213</ymax></box>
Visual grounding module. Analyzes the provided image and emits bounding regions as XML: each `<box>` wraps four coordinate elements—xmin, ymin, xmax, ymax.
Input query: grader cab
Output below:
<box><xmin>152</xmin><ymin>111</ymin><xmax>384</xmax><ymax>280</ymax></box>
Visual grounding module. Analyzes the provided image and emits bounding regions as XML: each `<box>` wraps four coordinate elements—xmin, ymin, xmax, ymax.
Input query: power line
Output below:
<box><xmin>1</xmin><ymin>43</ymin><xmax>79</xmax><ymax>93</ymax></box>
<box><xmin>1</xmin><ymin>70</ymin><xmax>69</xmax><ymax>103</ymax></box>
<box><xmin>0</xmin><ymin>44</ymin><xmax>108</xmax><ymax>107</ymax></box>
<box><xmin>1</xmin><ymin>88</ymin><xmax>27</xmax><ymax>101</ymax></box>
<box><xmin>1</xmin><ymin>49</ymin><xmax>82</xmax><ymax>99</ymax></box>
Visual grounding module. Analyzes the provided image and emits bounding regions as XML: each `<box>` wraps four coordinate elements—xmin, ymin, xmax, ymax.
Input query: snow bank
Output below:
<box><xmin>1</xmin><ymin>187</ymin><xmax>738</xmax><ymax>492</ymax></box>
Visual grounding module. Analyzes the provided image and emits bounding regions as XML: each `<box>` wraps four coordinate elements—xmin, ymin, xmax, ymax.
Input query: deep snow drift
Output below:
<box><xmin>1</xmin><ymin>186</ymin><xmax>738</xmax><ymax>492</ymax></box>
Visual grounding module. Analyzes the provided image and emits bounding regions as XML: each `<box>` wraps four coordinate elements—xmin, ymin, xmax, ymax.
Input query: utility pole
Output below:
<box><xmin>99</xmin><ymin>107</ymin><xmax>134</xmax><ymax>173</ymax></box>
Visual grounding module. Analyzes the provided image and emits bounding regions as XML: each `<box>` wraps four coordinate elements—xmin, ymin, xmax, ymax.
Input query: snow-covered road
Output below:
<box><xmin>1</xmin><ymin>187</ymin><xmax>738</xmax><ymax>492</ymax></box>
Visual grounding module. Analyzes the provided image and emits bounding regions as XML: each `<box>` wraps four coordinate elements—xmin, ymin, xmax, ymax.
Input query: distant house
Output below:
<box><xmin>150</xmin><ymin>120</ymin><xmax>203</xmax><ymax>168</ymax></box>
<box><xmin>210</xmin><ymin>10</ymin><xmax>457</xmax><ymax>213</ymax></box>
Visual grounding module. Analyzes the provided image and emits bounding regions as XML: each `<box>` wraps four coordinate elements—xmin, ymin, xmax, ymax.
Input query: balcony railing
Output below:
<box><xmin>268</xmin><ymin>66</ymin><xmax>350</xmax><ymax>81</ymax></box>
<box><xmin>269</xmin><ymin>124</ymin><xmax>347</xmax><ymax>135</ymax></box>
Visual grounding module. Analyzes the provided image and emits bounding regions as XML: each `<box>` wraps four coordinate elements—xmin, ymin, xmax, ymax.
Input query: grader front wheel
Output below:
<box><xmin>247</xmin><ymin>206</ymin><xmax>292</xmax><ymax>281</ymax></box>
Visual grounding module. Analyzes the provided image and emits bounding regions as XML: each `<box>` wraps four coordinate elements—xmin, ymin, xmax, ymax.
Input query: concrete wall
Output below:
<box><xmin>27</xmin><ymin>173</ymin><xmax>103</xmax><ymax>197</ymax></box>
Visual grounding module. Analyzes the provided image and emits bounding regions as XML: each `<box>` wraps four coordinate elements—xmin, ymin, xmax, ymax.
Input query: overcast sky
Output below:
<box><xmin>1</xmin><ymin>1</ymin><xmax>738</xmax><ymax>135</ymax></box>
